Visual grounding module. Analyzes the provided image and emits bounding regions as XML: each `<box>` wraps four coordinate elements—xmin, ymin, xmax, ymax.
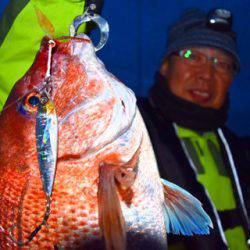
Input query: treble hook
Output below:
<box><xmin>9</xmin><ymin>196</ymin><xmax>52</xmax><ymax>246</ymax></box>
<box><xmin>69</xmin><ymin>5</ymin><xmax>109</xmax><ymax>51</ymax></box>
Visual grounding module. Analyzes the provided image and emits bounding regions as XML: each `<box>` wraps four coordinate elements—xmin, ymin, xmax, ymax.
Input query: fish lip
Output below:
<box><xmin>57</xmin><ymin>109</ymin><xmax>137</xmax><ymax>161</ymax></box>
<box><xmin>57</xmin><ymin>96</ymin><xmax>137</xmax><ymax>160</ymax></box>
<box><xmin>57</xmin><ymin>80</ymin><xmax>137</xmax><ymax>160</ymax></box>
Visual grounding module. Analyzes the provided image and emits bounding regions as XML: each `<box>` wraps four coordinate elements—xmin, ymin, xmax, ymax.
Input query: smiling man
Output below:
<box><xmin>163</xmin><ymin>47</ymin><xmax>234</xmax><ymax>109</ymax></box>
<box><xmin>138</xmin><ymin>8</ymin><xmax>250</xmax><ymax>250</ymax></box>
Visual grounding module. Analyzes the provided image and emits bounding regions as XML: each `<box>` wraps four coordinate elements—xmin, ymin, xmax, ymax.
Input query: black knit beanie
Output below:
<box><xmin>166</xmin><ymin>8</ymin><xmax>240</xmax><ymax>73</ymax></box>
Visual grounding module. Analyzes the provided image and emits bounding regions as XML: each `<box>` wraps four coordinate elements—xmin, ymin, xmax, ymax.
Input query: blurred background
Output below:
<box><xmin>0</xmin><ymin>0</ymin><xmax>249</xmax><ymax>136</ymax></box>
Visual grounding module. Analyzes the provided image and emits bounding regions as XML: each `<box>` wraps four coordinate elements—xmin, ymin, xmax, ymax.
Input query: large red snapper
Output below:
<box><xmin>0</xmin><ymin>35</ymin><xmax>212</xmax><ymax>250</ymax></box>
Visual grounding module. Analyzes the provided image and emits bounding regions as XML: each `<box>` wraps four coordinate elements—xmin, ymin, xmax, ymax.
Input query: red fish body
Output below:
<box><xmin>0</xmin><ymin>36</ymin><xmax>168</xmax><ymax>249</ymax></box>
<box><xmin>0</xmin><ymin>35</ymin><xmax>212</xmax><ymax>250</ymax></box>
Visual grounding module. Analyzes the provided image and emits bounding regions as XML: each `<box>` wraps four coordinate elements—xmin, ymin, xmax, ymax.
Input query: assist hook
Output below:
<box><xmin>9</xmin><ymin>196</ymin><xmax>52</xmax><ymax>246</ymax></box>
<box><xmin>69</xmin><ymin>5</ymin><xmax>109</xmax><ymax>51</ymax></box>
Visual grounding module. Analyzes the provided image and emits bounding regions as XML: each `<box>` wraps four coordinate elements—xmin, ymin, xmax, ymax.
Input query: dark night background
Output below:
<box><xmin>0</xmin><ymin>1</ymin><xmax>249</xmax><ymax>136</ymax></box>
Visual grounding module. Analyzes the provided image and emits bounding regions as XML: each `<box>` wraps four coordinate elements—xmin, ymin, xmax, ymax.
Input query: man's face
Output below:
<box><xmin>160</xmin><ymin>46</ymin><xmax>235</xmax><ymax>109</ymax></box>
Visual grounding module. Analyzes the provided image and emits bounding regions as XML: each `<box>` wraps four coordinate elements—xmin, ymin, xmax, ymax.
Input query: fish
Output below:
<box><xmin>0</xmin><ymin>35</ymin><xmax>212</xmax><ymax>250</ymax></box>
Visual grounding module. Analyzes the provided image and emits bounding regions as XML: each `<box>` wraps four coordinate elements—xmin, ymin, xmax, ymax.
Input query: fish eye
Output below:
<box><xmin>18</xmin><ymin>92</ymin><xmax>42</xmax><ymax>116</ymax></box>
<box><xmin>28</xmin><ymin>95</ymin><xmax>40</xmax><ymax>107</ymax></box>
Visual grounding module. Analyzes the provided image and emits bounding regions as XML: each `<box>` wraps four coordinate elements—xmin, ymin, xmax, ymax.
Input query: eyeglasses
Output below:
<box><xmin>175</xmin><ymin>48</ymin><xmax>236</xmax><ymax>74</ymax></box>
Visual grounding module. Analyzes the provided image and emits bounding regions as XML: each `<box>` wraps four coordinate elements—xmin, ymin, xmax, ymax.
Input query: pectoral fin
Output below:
<box><xmin>98</xmin><ymin>162</ymin><xmax>126</xmax><ymax>250</ymax></box>
<box><xmin>162</xmin><ymin>178</ymin><xmax>213</xmax><ymax>236</ymax></box>
<box><xmin>98</xmin><ymin>149</ymin><xmax>140</xmax><ymax>250</ymax></box>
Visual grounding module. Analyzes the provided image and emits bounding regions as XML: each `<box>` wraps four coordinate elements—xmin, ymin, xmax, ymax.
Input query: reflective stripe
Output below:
<box><xmin>173</xmin><ymin>123</ymin><xmax>228</xmax><ymax>246</ymax></box>
<box><xmin>217</xmin><ymin>128</ymin><xmax>250</xmax><ymax>234</ymax></box>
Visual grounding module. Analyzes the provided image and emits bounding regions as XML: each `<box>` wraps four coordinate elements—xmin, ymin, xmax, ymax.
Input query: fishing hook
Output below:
<box><xmin>9</xmin><ymin>195</ymin><xmax>52</xmax><ymax>246</ymax></box>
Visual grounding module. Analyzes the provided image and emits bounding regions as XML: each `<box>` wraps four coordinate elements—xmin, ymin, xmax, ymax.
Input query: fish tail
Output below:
<box><xmin>162</xmin><ymin>178</ymin><xmax>213</xmax><ymax>236</ymax></box>
<box><xmin>98</xmin><ymin>163</ymin><xmax>126</xmax><ymax>250</ymax></box>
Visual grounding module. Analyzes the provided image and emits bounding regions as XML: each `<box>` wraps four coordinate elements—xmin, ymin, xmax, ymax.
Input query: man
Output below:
<box><xmin>138</xmin><ymin>8</ymin><xmax>250</xmax><ymax>250</ymax></box>
<box><xmin>0</xmin><ymin>0</ymin><xmax>103</xmax><ymax>111</ymax></box>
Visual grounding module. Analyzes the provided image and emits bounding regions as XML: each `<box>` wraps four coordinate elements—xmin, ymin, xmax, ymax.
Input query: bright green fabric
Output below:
<box><xmin>0</xmin><ymin>0</ymin><xmax>86</xmax><ymax>111</ymax></box>
<box><xmin>176</xmin><ymin>125</ymin><xmax>248</xmax><ymax>250</ymax></box>
<box><xmin>225</xmin><ymin>227</ymin><xmax>248</xmax><ymax>250</ymax></box>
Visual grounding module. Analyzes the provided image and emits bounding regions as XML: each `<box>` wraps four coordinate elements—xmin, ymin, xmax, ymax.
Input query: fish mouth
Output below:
<box><xmin>56</xmin><ymin>84</ymin><xmax>137</xmax><ymax>161</ymax></box>
<box><xmin>57</xmin><ymin>108</ymin><xmax>137</xmax><ymax>162</ymax></box>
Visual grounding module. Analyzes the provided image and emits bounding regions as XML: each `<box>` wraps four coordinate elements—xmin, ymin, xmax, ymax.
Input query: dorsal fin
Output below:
<box><xmin>34</xmin><ymin>6</ymin><xmax>55</xmax><ymax>37</ymax></box>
